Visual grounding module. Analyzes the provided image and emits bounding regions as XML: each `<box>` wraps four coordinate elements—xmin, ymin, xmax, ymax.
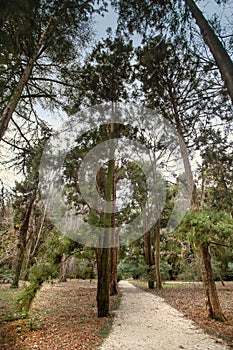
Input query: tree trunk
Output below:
<box><xmin>11</xmin><ymin>190</ymin><xmax>37</xmax><ymax>288</ymax></box>
<box><xmin>199</xmin><ymin>243</ymin><xmax>226</xmax><ymax>322</ymax></box>
<box><xmin>96</xmin><ymin>107</ymin><xmax>115</xmax><ymax>317</ymax></box>
<box><xmin>110</xmin><ymin>247</ymin><xmax>119</xmax><ymax>295</ymax></box>
<box><xmin>0</xmin><ymin>11</ymin><xmax>56</xmax><ymax>141</ymax></box>
<box><xmin>59</xmin><ymin>254</ymin><xmax>70</xmax><ymax>282</ymax></box>
<box><xmin>167</xmin><ymin>48</ymin><xmax>226</xmax><ymax>321</ymax></box>
<box><xmin>97</xmin><ymin>247</ymin><xmax>110</xmax><ymax>317</ymax></box>
<box><xmin>110</xmin><ymin>164</ymin><xmax>119</xmax><ymax>296</ymax></box>
<box><xmin>144</xmin><ymin>228</ymin><xmax>155</xmax><ymax>289</ymax></box>
<box><xmin>155</xmin><ymin>221</ymin><xmax>162</xmax><ymax>289</ymax></box>
<box><xmin>11</xmin><ymin>238</ymin><xmax>25</xmax><ymax>288</ymax></box>
<box><xmin>185</xmin><ymin>0</ymin><xmax>233</xmax><ymax>104</ymax></box>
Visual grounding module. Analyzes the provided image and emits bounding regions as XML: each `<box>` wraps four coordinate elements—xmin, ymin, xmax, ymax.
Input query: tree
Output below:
<box><xmin>10</xmin><ymin>124</ymin><xmax>52</xmax><ymax>288</ymax></box>
<box><xmin>185</xmin><ymin>0</ymin><xmax>233</xmax><ymax>104</ymax></box>
<box><xmin>179</xmin><ymin>210</ymin><xmax>233</xmax><ymax>321</ymax></box>
<box><xmin>196</xmin><ymin>127</ymin><xmax>233</xmax><ymax>285</ymax></box>
<box><xmin>0</xmin><ymin>0</ymin><xmax>103</xmax><ymax>141</ymax></box>
<box><xmin>79</xmin><ymin>34</ymin><xmax>133</xmax><ymax>315</ymax></box>
<box><xmin>136</xmin><ymin>34</ymin><xmax>232</xmax><ymax>316</ymax></box>
<box><xmin>197</xmin><ymin>127</ymin><xmax>233</xmax><ymax>214</ymax></box>
<box><xmin>113</xmin><ymin>0</ymin><xmax>233</xmax><ymax>103</ymax></box>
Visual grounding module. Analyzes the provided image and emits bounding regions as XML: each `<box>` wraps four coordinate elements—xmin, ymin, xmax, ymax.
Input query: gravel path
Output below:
<box><xmin>99</xmin><ymin>280</ymin><xmax>229</xmax><ymax>350</ymax></box>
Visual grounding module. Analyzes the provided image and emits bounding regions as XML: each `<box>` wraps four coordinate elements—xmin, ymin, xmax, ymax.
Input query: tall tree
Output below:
<box><xmin>10</xmin><ymin>124</ymin><xmax>51</xmax><ymax>288</ymax></box>
<box><xmin>0</xmin><ymin>0</ymin><xmax>103</xmax><ymax>141</ymax></box>
<box><xmin>113</xmin><ymin>0</ymin><xmax>233</xmax><ymax>103</ymax></box>
<box><xmin>80</xmin><ymin>34</ymin><xmax>133</xmax><ymax>314</ymax></box>
<box><xmin>136</xmin><ymin>36</ymin><xmax>229</xmax><ymax>320</ymax></box>
<box><xmin>185</xmin><ymin>0</ymin><xmax>233</xmax><ymax>104</ymax></box>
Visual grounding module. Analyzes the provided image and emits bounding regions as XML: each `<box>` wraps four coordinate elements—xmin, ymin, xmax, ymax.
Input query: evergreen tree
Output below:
<box><xmin>113</xmin><ymin>0</ymin><xmax>233</xmax><ymax>103</ymax></box>
<box><xmin>0</xmin><ymin>0</ymin><xmax>105</xmax><ymax>141</ymax></box>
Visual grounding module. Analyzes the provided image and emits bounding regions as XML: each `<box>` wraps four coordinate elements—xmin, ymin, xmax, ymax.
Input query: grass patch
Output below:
<box><xmin>0</xmin><ymin>287</ymin><xmax>28</xmax><ymax>322</ymax></box>
<box><xmin>112</xmin><ymin>294</ymin><xmax>121</xmax><ymax>310</ymax></box>
<box><xmin>131</xmin><ymin>279</ymin><xmax>201</xmax><ymax>290</ymax></box>
<box><xmin>162</xmin><ymin>282</ymin><xmax>199</xmax><ymax>289</ymax></box>
<box><xmin>96</xmin><ymin>320</ymin><xmax>113</xmax><ymax>339</ymax></box>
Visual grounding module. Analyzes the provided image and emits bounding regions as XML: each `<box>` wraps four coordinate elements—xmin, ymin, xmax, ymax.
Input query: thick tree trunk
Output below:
<box><xmin>185</xmin><ymin>0</ymin><xmax>233</xmax><ymax>104</ymax></box>
<box><xmin>155</xmin><ymin>221</ymin><xmax>162</xmax><ymax>290</ymax></box>
<box><xmin>0</xmin><ymin>11</ymin><xmax>56</xmax><ymax>141</ymax></box>
<box><xmin>97</xmin><ymin>247</ymin><xmax>110</xmax><ymax>317</ymax></box>
<box><xmin>199</xmin><ymin>243</ymin><xmax>226</xmax><ymax>322</ymax></box>
<box><xmin>97</xmin><ymin>109</ymin><xmax>115</xmax><ymax>317</ymax></box>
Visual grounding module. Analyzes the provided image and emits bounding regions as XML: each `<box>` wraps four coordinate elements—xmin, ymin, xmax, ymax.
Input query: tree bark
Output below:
<box><xmin>110</xmin><ymin>165</ymin><xmax>119</xmax><ymax>296</ymax></box>
<box><xmin>110</xmin><ymin>247</ymin><xmax>119</xmax><ymax>295</ymax></box>
<box><xmin>0</xmin><ymin>11</ymin><xmax>56</xmax><ymax>141</ymax></box>
<box><xmin>144</xmin><ymin>227</ymin><xmax>155</xmax><ymax>289</ymax></box>
<box><xmin>155</xmin><ymin>221</ymin><xmax>162</xmax><ymax>289</ymax></box>
<box><xmin>11</xmin><ymin>190</ymin><xmax>37</xmax><ymax>288</ymax></box>
<box><xmin>199</xmin><ymin>243</ymin><xmax>226</xmax><ymax>322</ymax></box>
<box><xmin>185</xmin><ymin>0</ymin><xmax>233</xmax><ymax>104</ymax></box>
<box><xmin>97</xmin><ymin>247</ymin><xmax>110</xmax><ymax>317</ymax></box>
<box><xmin>96</xmin><ymin>106</ymin><xmax>115</xmax><ymax>317</ymax></box>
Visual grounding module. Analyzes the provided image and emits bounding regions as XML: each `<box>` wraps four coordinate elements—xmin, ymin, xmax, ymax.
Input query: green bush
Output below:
<box><xmin>0</xmin><ymin>268</ymin><xmax>14</xmax><ymax>282</ymax></box>
<box><xmin>118</xmin><ymin>257</ymin><xmax>147</xmax><ymax>280</ymax></box>
<box><xmin>177</xmin><ymin>259</ymin><xmax>201</xmax><ymax>281</ymax></box>
<box><xmin>160</xmin><ymin>261</ymin><xmax>172</xmax><ymax>281</ymax></box>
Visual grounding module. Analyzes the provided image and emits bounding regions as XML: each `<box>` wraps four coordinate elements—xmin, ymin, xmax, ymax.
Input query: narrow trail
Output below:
<box><xmin>99</xmin><ymin>281</ymin><xmax>229</xmax><ymax>350</ymax></box>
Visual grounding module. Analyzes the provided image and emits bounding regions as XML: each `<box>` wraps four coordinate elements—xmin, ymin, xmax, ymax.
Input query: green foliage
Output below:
<box><xmin>112</xmin><ymin>0</ymin><xmax>173</xmax><ymax>36</ymax></box>
<box><xmin>197</xmin><ymin>128</ymin><xmax>233</xmax><ymax>213</ymax></box>
<box><xmin>95</xmin><ymin>321</ymin><xmax>112</xmax><ymax>339</ymax></box>
<box><xmin>0</xmin><ymin>268</ymin><xmax>14</xmax><ymax>282</ymax></box>
<box><xmin>177</xmin><ymin>209</ymin><xmax>233</xmax><ymax>282</ymax></box>
<box><xmin>29</xmin><ymin>315</ymin><xmax>42</xmax><ymax>331</ymax></box>
<box><xmin>178</xmin><ymin>258</ymin><xmax>201</xmax><ymax>282</ymax></box>
<box><xmin>0</xmin><ymin>287</ymin><xmax>28</xmax><ymax>322</ymax></box>
<box><xmin>16</xmin><ymin>282</ymin><xmax>39</xmax><ymax>313</ymax></box>
<box><xmin>78</xmin><ymin>32</ymin><xmax>134</xmax><ymax>106</ymax></box>
<box><xmin>118</xmin><ymin>251</ymin><xmax>147</xmax><ymax>280</ymax></box>
<box><xmin>159</xmin><ymin>260</ymin><xmax>173</xmax><ymax>281</ymax></box>
<box><xmin>0</xmin><ymin>0</ymin><xmax>99</xmax><ymax>103</ymax></box>
<box><xmin>16</xmin><ymin>260</ymin><xmax>57</xmax><ymax>312</ymax></box>
<box><xmin>178</xmin><ymin>210</ymin><xmax>233</xmax><ymax>246</ymax></box>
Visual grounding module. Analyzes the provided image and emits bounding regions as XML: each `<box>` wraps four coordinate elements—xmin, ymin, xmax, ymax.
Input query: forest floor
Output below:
<box><xmin>0</xmin><ymin>279</ymin><xmax>232</xmax><ymax>349</ymax></box>
<box><xmin>0</xmin><ymin>280</ymin><xmax>119</xmax><ymax>350</ymax></box>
